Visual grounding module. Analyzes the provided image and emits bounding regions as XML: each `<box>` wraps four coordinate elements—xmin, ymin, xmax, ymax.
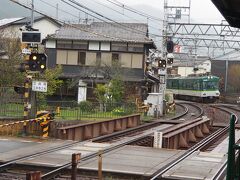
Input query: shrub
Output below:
<box><xmin>112</xmin><ymin>107</ymin><xmax>126</xmax><ymax>116</ymax></box>
<box><xmin>78</xmin><ymin>101</ymin><xmax>93</xmax><ymax>112</ymax></box>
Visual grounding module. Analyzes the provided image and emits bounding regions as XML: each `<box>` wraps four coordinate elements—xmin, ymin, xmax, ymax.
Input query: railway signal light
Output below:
<box><xmin>29</xmin><ymin>53</ymin><xmax>47</xmax><ymax>72</ymax></box>
<box><xmin>167</xmin><ymin>53</ymin><xmax>174</xmax><ymax>65</ymax></box>
<box><xmin>14</xmin><ymin>86</ymin><xmax>25</xmax><ymax>94</ymax></box>
<box><xmin>167</xmin><ymin>40</ymin><xmax>174</xmax><ymax>53</ymax></box>
<box><xmin>17</xmin><ymin>53</ymin><xmax>47</xmax><ymax>73</ymax></box>
<box><xmin>158</xmin><ymin>59</ymin><xmax>166</xmax><ymax>68</ymax></box>
<box><xmin>167</xmin><ymin>58</ymin><xmax>173</xmax><ymax>64</ymax></box>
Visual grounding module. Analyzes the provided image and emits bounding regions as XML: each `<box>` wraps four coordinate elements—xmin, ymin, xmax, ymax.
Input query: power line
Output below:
<box><xmin>62</xmin><ymin>0</ymin><xmax>161</xmax><ymax>37</ymax></box>
<box><xmin>38</xmin><ymin>0</ymin><xmax>79</xmax><ymax>19</ymax></box>
<box><xmin>9</xmin><ymin>0</ymin><xmax>153</xmax><ymax>43</ymax></box>
<box><xmin>36</xmin><ymin>0</ymin><xmax>162</xmax><ymax>38</ymax></box>
<box><xmin>88</xmin><ymin>0</ymin><xmax>162</xmax><ymax>32</ymax></box>
<box><xmin>105</xmin><ymin>0</ymin><xmax>164</xmax><ymax>22</ymax></box>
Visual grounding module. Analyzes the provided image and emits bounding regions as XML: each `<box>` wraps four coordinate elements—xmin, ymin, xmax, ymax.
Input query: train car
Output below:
<box><xmin>167</xmin><ymin>75</ymin><xmax>220</xmax><ymax>102</ymax></box>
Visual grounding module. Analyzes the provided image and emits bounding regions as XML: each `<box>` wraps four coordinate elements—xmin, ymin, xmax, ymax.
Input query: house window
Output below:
<box><xmin>89</xmin><ymin>41</ymin><xmax>100</xmax><ymax>50</ymax></box>
<box><xmin>121</xmin><ymin>53</ymin><xmax>132</xmax><ymax>68</ymax></box>
<box><xmin>57</xmin><ymin>40</ymin><xmax>72</xmax><ymax>49</ymax></box>
<box><xmin>56</xmin><ymin>50</ymin><xmax>78</xmax><ymax>65</ymax></box>
<box><xmin>67</xmin><ymin>51</ymin><xmax>78</xmax><ymax>65</ymax></box>
<box><xmin>132</xmin><ymin>54</ymin><xmax>143</xmax><ymax>68</ymax></box>
<box><xmin>112</xmin><ymin>42</ymin><xmax>127</xmax><ymax>51</ymax></box>
<box><xmin>56</xmin><ymin>50</ymin><xmax>67</xmax><ymax>64</ymax></box>
<box><xmin>86</xmin><ymin>52</ymin><xmax>96</xmax><ymax>66</ymax></box>
<box><xmin>112</xmin><ymin>53</ymin><xmax>119</xmax><ymax>62</ymax></box>
<box><xmin>100</xmin><ymin>42</ymin><xmax>110</xmax><ymax>51</ymax></box>
<box><xmin>78</xmin><ymin>52</ymin><xmax>86</xmax><ymax>65</ymax></box>
<box><xmin>120</xmin><ymin>53</ymin><xmax>143</xmax><ymax>69</ymax></box>
<box><xmin>101</xmin><ymin>53</ymin><xmax>112</xmax><ymax>66</ymax></box>
<box><xmin>128</xmin><ymin>43</ymin><xmax>144</xmax><ymax>52</ymax></box>
<box><xmin>73</xmin><ymin>41</ymin><xmax>88</xmax><ymax>50</ymax></box>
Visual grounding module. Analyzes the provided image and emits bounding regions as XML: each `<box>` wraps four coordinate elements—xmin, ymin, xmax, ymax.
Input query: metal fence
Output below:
<box><xmin>0</xmin><ymin>103</ymin><xmax>23</xmax><ymax>118</ymax></box>
<box><xmin>0</xmin><ymin>100</ymin><xmax>137</xmax><ymax>120</ymax></box>
<box><xmin>0</xmin><ymin>87</ymin><xmax>23</xmax><ymax>118</ymax></box>
<box><xmin>47</xmin><ymin>101</ymin><xmax>137</xmax><ymax>120</ymax></box>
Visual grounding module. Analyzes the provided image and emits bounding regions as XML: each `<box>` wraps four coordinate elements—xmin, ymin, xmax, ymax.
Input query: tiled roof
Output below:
<box><xmin>0</xmin><ymin>17</ymin><xmax>24</xmax><ymax>27</ymax></box>
<box><xmin>49</xmin><ymin>22</ymin><xmax>153</xmax><ymax>43</ymax></box>
<box><xmin>0</xmin><ymin>16</ymin><xmax>61</xmax><ymax>28</ymax></box>
<box><xmin>12</xmin><ymin>16</ymin><xmax>61</xmax><ymax>26</ymax></box>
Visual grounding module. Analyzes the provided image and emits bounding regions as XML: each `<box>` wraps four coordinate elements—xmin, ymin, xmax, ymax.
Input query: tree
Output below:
<box><xmin>108</xmin><ymin>75</ymin><xmax>124</xmax><ymax>103</ymax></box>
<box><xmin>94</xmin><ymin>84</ymin><xmax>108</xmax><ymax>111</ymax></box>
<box><xmin>0</xmin><ymin>29</ymin><xmax>24</xmax><ymax>87</ymax></box>
<box><xmin>37</xmin><ymin>65</ymin><xmax>63</xmax><ymax>106</ymax></box>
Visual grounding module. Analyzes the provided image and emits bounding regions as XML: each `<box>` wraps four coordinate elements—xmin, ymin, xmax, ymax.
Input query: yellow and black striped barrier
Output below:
<box><xmin>0</xmin><ymin>111</ymin><xmax>55</xmax><ymax>138</ymax></box>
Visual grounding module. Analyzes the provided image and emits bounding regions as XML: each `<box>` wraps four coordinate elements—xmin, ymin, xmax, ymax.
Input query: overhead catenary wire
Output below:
<box><xmin>38</xmin><ymin>0</ymin><xmax>79</xmax><ymax>20</ymax></box>
<box><xmin>87</xmin><ymin>0</ymin><xmax>162</xmax><ymax>32</ymax></box>
<box><xmin>62</xmin><ymin>0</ymin><xmax>161</xmax><ymax>38</ymax></box>
<box><xmin>37</xmin><ymin>0</ymin><xmax>162</xmax><ymax>38</ymax></box>
<box><xmin>9</xmin><ymin>0</ymin><xmax>153</xmax><ymax>43</ymax></box>
<box><xmin>105</xmin><ymin>0</ymin><xmax>164</xmax><ymax>22</ymax></box>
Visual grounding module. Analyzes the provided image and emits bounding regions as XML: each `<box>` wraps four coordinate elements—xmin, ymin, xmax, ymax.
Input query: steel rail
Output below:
<box><xmin>0</xmin><ymin>103</ymin><xmax>193</xmax><ymax>179</ymax></box>
<box><xmin>150</xmin><ymin>107</ymin><xmax>238</xmax><ymax>180</ymax></box>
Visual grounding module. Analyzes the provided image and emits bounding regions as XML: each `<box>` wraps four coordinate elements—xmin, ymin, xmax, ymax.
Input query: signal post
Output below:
<box><xmin>15</xmin><ymin>27</ymin><xmax>50</xmax><ymax>137</ymax></box>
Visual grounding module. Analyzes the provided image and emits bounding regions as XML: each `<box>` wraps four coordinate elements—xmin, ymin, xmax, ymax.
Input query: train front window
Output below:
<box><xmin>203</xmin><ymin>81</ymin><xmax>218</xmax><ymax>90</ymax></box>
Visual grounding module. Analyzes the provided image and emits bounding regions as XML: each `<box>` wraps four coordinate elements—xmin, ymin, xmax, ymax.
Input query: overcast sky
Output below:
<box><xmin>116</xmin><ymin>0</ymin><xmax>224</xmax><ymax>23</ymax></box>
<box><xmin>7</xmin><ymin>0</ymin><xmax>223</xmax><ymax>24</ymax></box>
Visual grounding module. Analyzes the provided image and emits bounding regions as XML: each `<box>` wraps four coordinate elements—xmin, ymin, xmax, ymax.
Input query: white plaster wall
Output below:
<box><xmin>33</xmin><ymin>19</ymin><xmax>60</xmax><ymax>40</ymax></box>
<box><xmin>45</xmin><ymin>40</ymin><xmax>56</xmax><ymax>48</ymax></box>
<box><xmin>178</xmin><ymin>67</ymin><xmax>194</xmax><ymax>76</ymax></box>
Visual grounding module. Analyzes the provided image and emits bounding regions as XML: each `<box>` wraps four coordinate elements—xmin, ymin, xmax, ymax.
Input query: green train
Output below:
<box><xmin>167</xmin><ymin>75</ymin><xmax>220</xmax><ymax>102</ymax></box>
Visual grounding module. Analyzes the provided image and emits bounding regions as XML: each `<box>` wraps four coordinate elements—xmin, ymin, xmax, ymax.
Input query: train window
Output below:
<box><xmin>203</xmin><ymin>81</ymin><xmax>218</xmax><ymax>90</ymax></box>
<box><xmin>193</xmin><ymin>82</ymin><xmax>199</xmax><ymax>90</ymax></box>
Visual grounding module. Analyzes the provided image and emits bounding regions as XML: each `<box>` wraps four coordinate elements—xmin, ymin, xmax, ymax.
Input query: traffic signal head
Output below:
<box><xmin>158</xmin><ymin>59</ymin><xmax>166</xmax><ymax>68</ymax></box>
<box><xmin>29</xmin><ymin>53</ymin><xmax>47</xmax><ymax>72</ymax></box>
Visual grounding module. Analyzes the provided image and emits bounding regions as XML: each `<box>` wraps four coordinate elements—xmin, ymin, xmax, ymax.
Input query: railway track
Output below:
<box><xmin>151</xmin><ymin>105</ymin><xmax>238</xmax><ymax>180</ymax></box>
<box><xmin>173</xmin><ymin>101</ymin><xmax>203</xmax><ymax>120</ymax></box>
<box><xmin>94</xmin><ymin>102</ymin><xmax>204</xmax><ymax>143</ymax></box>
<box><xmin>0</xmin><ymin>103</ymin><xmax>217</xmax><ymax>180</ymax></box>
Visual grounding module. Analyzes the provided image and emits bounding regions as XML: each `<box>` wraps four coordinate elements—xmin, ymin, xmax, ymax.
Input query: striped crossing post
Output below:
<box><xmin>40</xmin><ymin>116</ymin><xmax>50</xmax><ymax>138</ymax></box>
<box><xmin>23</xmin><ymin>76</ymin><xmax>31</xmax><ymax>135</ymax></box>
<box><xmin>37</xmin><ymin>111</ymin><xmax>53</xmax><ymax>138</ymax></box>
<box><xmin>23</xmin><ymin>77</ymin><xmax>30</xmax><ymax>120</ymax></box>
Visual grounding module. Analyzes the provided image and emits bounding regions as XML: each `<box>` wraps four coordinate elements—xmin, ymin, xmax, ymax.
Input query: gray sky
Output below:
<box><xmin>12</xmin><ymin>0</ymin><xmax>224</xmax><ymax>24</ymax></box>
<box><xmin>112</xmin><ymin>0</ymin><xmax>224</xmax><ymax>23</ymax></box>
